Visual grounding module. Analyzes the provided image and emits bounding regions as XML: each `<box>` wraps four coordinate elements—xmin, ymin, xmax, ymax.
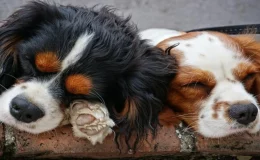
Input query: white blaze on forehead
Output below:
<box><xmin>167</xmin><ymin>32</ymin><xmax>245</xmax><ymax>81</ymax></box>
<box><xmin>62</xmin><ymin>32</ymin><xmax>94</xmax><ymax>70</ymax></box>
<box><xmin>47</xmin><ymin>32</ymin><xmax>94</xmax><ymax>85</ymax></box>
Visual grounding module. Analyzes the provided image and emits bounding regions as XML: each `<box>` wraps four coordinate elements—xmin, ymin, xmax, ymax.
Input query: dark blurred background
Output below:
<box><xmin>1</xmin><ymin>0</ymin><xmax>260</xmax><ymax>31</ymax></box>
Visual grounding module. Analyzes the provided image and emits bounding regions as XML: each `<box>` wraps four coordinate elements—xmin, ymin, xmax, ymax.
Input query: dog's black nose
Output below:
<box><xmin>229</xmin><ymin>103</ymin><xmax>258</xmax><ymax>125</ymax></box>
<box><xmin>10</xmin><ymin>96</ymin><xmax>44</xmax><ymax>123</ymax></box>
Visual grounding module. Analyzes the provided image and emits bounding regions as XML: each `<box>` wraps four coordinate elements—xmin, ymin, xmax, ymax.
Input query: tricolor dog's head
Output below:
<box><xmin>0</xmin><ymin>2</ymin><xmax>176</xmax><ymax>144</ymax></box>
<box><xmin>141</xmin><ymin>29</ymin><xmax>260</xmax><ymax>138</ymax></box>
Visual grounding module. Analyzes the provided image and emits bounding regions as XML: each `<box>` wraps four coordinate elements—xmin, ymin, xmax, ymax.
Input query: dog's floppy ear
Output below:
<box><xmin>0</xmin><ymin>56</ymin><xmax>16</xmax><ymax>93</ymax></box>
<box><xmin>0</xmin><ymin>2</ymin><xmax>62</xmax><ymax>92</ymax></box>
<box><xmin>234</xmin><ymin>35</ymin><xmax>260</xmax><ymax>102</ymax></box>
<box><xmin>113</xmin><ymin>46</ymin><xmax>176</xmax><ymax>149</ymax></box>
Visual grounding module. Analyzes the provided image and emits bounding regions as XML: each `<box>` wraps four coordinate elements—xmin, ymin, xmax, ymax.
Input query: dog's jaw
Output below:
<box><xmin>198</xmin><ymin>81</ymin><xmax>260</xmax><ymax>138</ymax></box>
<box><xmin>0</xmin><ymin>81</ymin><xmax>64</xmax><ymax>133</ymax></box>
<box><xmin>198</xmin><ymin>113</ymin><xmax>260</xmax><ymax>138</ymax></box>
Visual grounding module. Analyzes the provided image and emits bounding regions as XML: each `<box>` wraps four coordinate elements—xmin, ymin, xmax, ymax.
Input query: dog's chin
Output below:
<box><xmin>0</xmin><ymin>113</ymin><xmax>64</xmax><ymax>134</ymax></box>
<box><xmin>0</xmin><ymin>93</ymin><xmax>64</xmax><ymax>134</ymax></box>
<box><xmin>197</xmin><ymin>116</ymin><xmax>260</xmax><ymax>138</ymax></box>
<box><xmin>0</xmin><ymin>82</ymin><xmax>64</xmax><ymax>134</ymax></box>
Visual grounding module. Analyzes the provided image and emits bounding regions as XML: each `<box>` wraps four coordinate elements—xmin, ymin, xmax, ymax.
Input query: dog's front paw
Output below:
<box><xmin>69</xmin><ymin>100</ymin><xmax>115</xmax><ymax>145</ymax></box>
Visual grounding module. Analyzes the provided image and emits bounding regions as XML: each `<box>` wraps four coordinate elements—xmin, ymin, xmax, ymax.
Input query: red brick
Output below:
<box><xmin>0</xmin><ymin>124</ymin><xmax>3</xmax><ymax>156</ymax></box>
<box><xmin>196</xmin><ymin>133</ymin><xmax>260</xmax><ymax>155</ymax></box>
<box><xmin>13</xmin><ymin>125</ymin><xmax>180</xmax><ymax>158</ymax></box>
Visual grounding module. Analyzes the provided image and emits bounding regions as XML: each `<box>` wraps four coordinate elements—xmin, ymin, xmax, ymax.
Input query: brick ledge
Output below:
<box><xmin>0</xmin><ymin>123</ymin><xmax>260</xmax><ymax>159</ymax></box>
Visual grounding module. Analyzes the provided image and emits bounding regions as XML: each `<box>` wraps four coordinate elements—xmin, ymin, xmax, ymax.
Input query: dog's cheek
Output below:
<box><xmin>242</xmin><ymin>74</ymin><xmax>260</xmax><ymax>103</ymax></box>
<box><xmin>158</xmin><ymin>106</ymin><xmax>180</xmax><ymax>126</ymax></box>
<box><xmin>250</xmin><ymin>74</ymin><xmax>260</xmax><ymax>103</ymax></box>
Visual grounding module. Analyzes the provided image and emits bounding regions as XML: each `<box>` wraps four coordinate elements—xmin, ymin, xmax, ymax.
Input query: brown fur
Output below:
<box><xmin>158</xmin><ymin>106</ymin><xmax>180</xmax><ymax>126</ymax></box>
<box><xmin>65</xmin><ymin>74</ymin><xmax>92</xmax><ymax>95</ymax></box>
<box><xmin>233</xmin><ymin>63</ymin><xmax>258</xmax><ymax>81</ymax></box>
<box><xmin>116</xmin><ymin>98</ymin><xmax>138</xmax><ymax>127</ymax></box>
<box><xmin>234</xmin><ymin>36</ymin><xmax>260</xmax><ymax>102</ymax></box>
<box><xmin>234</xmin><ymin>36</ymin><xmax>260</xmax><ymax>66</ymax></box>
<box><xmin>164</xmin><ymin>66</ymin><xmax>216</xmax><ymax>129</ymax></box>
<box><xmin>35</xmin><ymin>52</ymin><xmax>61</xmax><ymax>72</ymax></box>
<box><xmin>212</xmin><ymin>102</ymin><xmax>229</xmax><ymax>121</ymax></box>
<box><xmin>1</xmin><ymin>36</ymin><xmax>20</xmax><ymax>59</ymax></box>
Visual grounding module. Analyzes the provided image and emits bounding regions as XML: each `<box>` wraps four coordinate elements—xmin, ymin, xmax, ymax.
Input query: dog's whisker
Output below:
<box><xmin>0</xmin><ymin>84</ymin><xmax>7</xmax><ymax>90</ymax></box>
<box><xmin>186</xmin><ymin>120</ymin><xmax>198</xmax><ymax>128</ymax></box>
<box><xmin>176</xmin><ymin>113</ymin><xmax>198</xmax><ymax>117</ymax></box>
<box><xmin>4</xmin><ymin>73</ymin><xmax>18</xmax><ymax>81</ymax></box>
<box><xmin>91</xmin><ymin>89</ymin><xmax>106</xmax><ymax>105</ymax></box>
<box><xmin>179</xmin><ymin>113</ymin><xmax>198</xmax><ymax>115</ymax></box>
<box><xmin>176</xmin><ymin>115</ymin><xmax>197</xmax><ymax>119</ymax></box>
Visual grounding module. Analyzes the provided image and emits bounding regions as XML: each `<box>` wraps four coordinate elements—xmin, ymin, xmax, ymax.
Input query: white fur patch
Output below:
<box><xmin>62</xmin><ymin>33</ymin><xmax>94</xmax><ymax>70</ymax></box>
<box><xmin>139</xmin><ymin>28</ymin><xmax>184</xmax><ymax>46</ymax></box>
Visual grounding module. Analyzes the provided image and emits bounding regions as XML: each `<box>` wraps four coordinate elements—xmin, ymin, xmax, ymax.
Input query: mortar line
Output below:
<box><xmin>3</xmin><ymin>125</ymin><xmax>16</xmax><ymax>158</ymax></box>
<box><xmin>175</xmin><ymin>122</ymin><xmax>197</xmax><ymax>152</ymax></box>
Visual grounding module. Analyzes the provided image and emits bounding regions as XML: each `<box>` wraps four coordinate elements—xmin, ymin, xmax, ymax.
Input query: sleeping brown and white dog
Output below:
<box><xmin>140</xmin><ymin>28</ymin><xmax>260</xmax><ymax>138</ymax></box>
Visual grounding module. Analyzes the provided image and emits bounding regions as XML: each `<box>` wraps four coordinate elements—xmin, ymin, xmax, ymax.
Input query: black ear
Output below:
<box><xmin>0</xmin><ymin>56</ymin><xmax>15</xmax><ymax>93</ymax></box>
<box><xmin>0</xmin><ymin>2</ymin><xmax>62</xmax><ymax>92</ymax></box>
<box><xmin>113</xmin><ymin>45</ymin><xmax>176</xmax><ymax>149</ymax></box>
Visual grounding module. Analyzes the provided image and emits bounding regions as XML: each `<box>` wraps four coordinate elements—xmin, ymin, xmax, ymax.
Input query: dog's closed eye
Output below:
<box><xmin>243</xmin><ymin>72</ymin><xmax>256</xmax><ymax>82</ymax></box>
<box><xmin>182</xmin><ymin>81</ymin><xmax>212</xmax><ymax>94</ymax></box>
<box><xmin>242</xmin><ymin>72</ymin><xmax>258</xmax><ymax>93</ymax></box>
<box><xmin>182</xmin><ymin>81</ymin><xmax>207</xmax><ymax>88</ymax></box>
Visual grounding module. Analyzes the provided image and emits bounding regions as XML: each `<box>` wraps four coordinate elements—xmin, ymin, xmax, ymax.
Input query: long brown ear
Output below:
<box><xmin>234</xmin><ymin>35</ymin><xmax>260</xmax><ymax>66</ymax></box>
<box><xmin>252</xmin><ymin>76</ymin><xmax>260</xmax><ymax>103</ymax></box>
<box><xmin>234</xmin><ymin>35</ymin><xmax>260</xmax><ymax>102</ymax></box>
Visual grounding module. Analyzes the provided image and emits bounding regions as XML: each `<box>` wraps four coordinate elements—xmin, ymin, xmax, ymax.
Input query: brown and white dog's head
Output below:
<box><xmin>141</xmin><ymin>29</ymin><xmax>260</xmax><ymax>138</ymax></box>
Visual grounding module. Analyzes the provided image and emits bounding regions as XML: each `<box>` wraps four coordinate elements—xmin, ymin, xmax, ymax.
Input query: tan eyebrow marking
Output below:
<box><xmin>65</xmin><ymin>74</ymin><xmax>92</xmax><ymax>95</ymax></box>
<box><xmin>35</xmin><ymin>52</ymin><xmax>61</xmax><ymax>73</ymax></box>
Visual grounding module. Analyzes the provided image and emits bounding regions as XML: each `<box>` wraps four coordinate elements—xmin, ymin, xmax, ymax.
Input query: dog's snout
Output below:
<box><xmin>10</xmin><ymin>96</ymin><xmax>44</xmax><ymax>123</ymax></box>
<box><xmin>228</xmin><ymin>103</ymin><xmax>258</xmax><ymax>125</ymax></box>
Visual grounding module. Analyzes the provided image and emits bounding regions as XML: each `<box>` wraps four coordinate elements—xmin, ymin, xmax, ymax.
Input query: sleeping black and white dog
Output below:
<box><xmin>0</xmin><ymin>2</ymin><xmax>176</xmax><ymax>146</ymax></box>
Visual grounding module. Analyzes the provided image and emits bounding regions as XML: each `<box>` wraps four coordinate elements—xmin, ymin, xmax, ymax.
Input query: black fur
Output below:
<box><xmin>0</xmin><ymin>1</ymin><xmax>176</xmax><ymax>149</ymax></box>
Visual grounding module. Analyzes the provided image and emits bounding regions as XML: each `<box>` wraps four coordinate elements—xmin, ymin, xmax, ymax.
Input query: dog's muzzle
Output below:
<box><xmin>10</xmin><ymin>95</ymin><xmax>44</xmax><ymax>123</ymax></box>
<box><xmin>228</xmin><ymin>103</ymin><xmax>258</xmax><ymax>125</ymax></box>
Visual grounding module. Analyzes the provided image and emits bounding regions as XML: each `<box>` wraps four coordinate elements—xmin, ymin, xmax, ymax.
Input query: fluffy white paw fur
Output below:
<box><xmin>62</xmin><ymin>100</ymin><xmax>115</xmax><ymax>145</ymax></box>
